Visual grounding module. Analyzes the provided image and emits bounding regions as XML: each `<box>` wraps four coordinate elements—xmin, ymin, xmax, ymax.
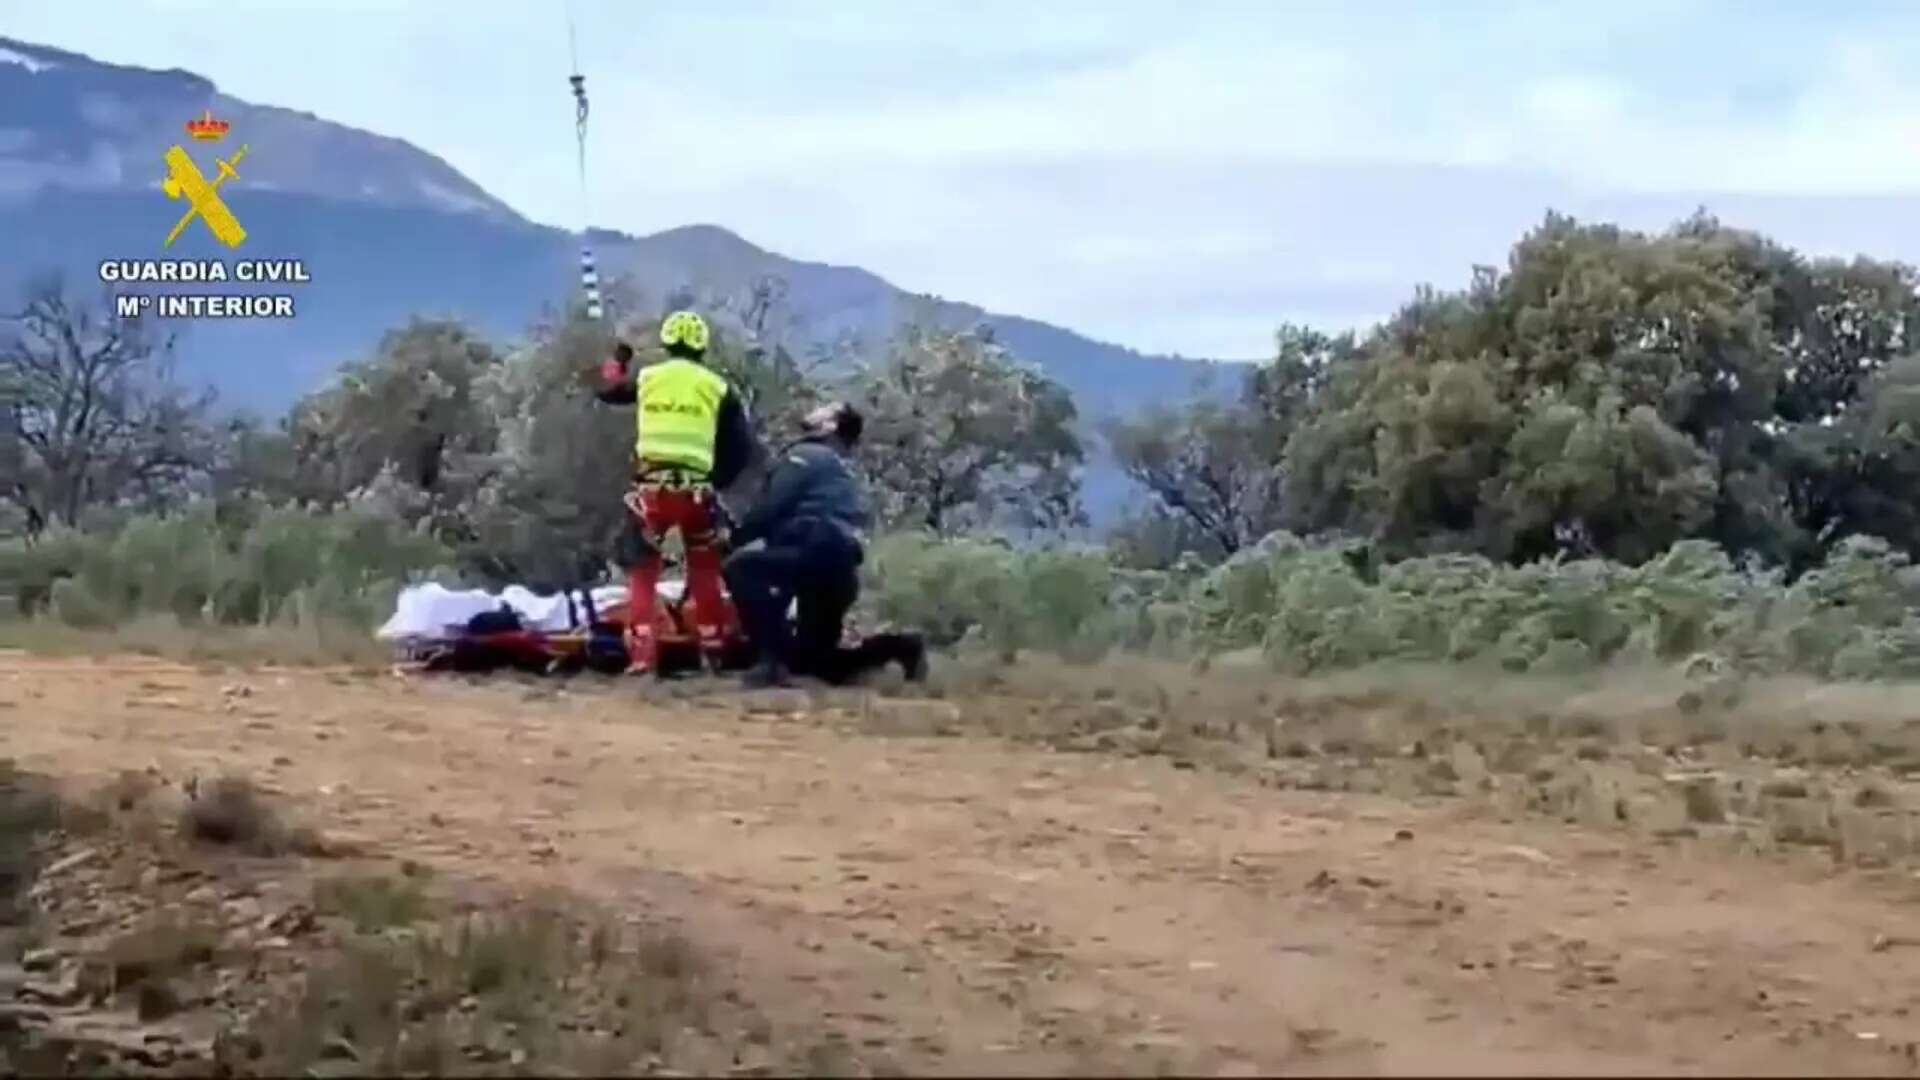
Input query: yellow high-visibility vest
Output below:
<box><xmin>635</xmin><ymin>358</ymin><xmax>727</xmax><ymax>474</ymax></box>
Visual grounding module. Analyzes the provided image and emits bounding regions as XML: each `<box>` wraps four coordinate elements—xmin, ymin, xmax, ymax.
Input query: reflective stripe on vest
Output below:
<box><xmin>635</xmin><ymin>358</ymin><xmax>727</xmax><ymax>474</ymax></box>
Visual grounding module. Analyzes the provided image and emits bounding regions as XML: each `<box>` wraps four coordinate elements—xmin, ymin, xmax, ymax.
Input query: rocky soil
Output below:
<box><xmin>5</xmin><ymin>653</ymin><xmax>1920</xmax><ymax>1075</ymax></box>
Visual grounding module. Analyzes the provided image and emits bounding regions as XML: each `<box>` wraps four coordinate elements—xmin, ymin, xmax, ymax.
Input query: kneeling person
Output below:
<box><xmin>724</xmin><ymin>402</ymin><xmax>872</xmax><ymax>688</ymax></box>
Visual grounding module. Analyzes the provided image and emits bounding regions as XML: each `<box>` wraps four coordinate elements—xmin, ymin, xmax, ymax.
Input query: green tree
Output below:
<box><xmin>1281</xmin><ymin>285</ymin><xmax>1512</xmax><ymax>556</ymax></box>
<box><xmin>246</xmin><ymin>318</ymin><xmax>506</xmax><ymax>517</ymax></box>
<box><xmin>1723</xmin><ymin>224</ymin><xmax>1920</xmax><ymax>569</ymax></box>
<box><xmin>1105</xmin><ymin>398</ymin><xmax>1278</xmax><ymax>559</ymax></box>
<box><xmin>458</xmin><ymin>306</ymin><xmax>633</xmax><ymax>587</ymax></box>
<box><xmin>850</xmin><ymin>323</ymin><xmax>1085</xmax><ymax>535</ymax></box>
<box><xmin>1779</xmin><ymin>353</ymin><xmax>1920</xmax><ymax>571</ymax></box>
<box><xmin>1105</xmin><ymin>505</ymin><xmax>1220</xmax><ymax>570</ymax></box>
<box><xmin>1278</xmin><ymin>212</ymin><xmax>1847</xmax><ymax>565</ymax></box>
<box><xmin>1110</xmin><ymin>323</ymin><xmax>1352</xmax><ymax>560</ymax></box>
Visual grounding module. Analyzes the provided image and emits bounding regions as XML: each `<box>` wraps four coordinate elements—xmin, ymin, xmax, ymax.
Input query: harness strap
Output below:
<box><xmin>623</xmin><ymin>484</ymin><xmax>723</xmax><ymax>549</ymax></box>
<box><xmin>633</xmin><ymin>465</ymin><xmax>714</xmax><ymax>491</ymax></box>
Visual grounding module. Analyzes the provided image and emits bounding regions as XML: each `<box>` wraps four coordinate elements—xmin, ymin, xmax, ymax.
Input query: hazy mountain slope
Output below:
<box><xmin>0</xmin><ymin>34</ymin><xmax>1254</xmax><ymax>525</ymax></box>
<box><xmin>592</xmin><ymin>224</ymin><xmax>1237</xmax><ymax>415</ymax></box>
<box><xmin>0</xmin><ymin>34</ymin><xmax>1230</xmax><ymax>421</ymax></box>
<box><xmin>0</xmin><ymin>187</ymin><xmax>565</xmax><ymax>406</ymax></box>
<box><xmin>0</xmin><ymin>35</ymin><xmax>520</xmax><ymax>221</ymax></box>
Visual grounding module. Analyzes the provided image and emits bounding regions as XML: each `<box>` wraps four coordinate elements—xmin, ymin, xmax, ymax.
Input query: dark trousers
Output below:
<box><xmin>722</xmin><ymin>523</ymin><xmax>861</xmax><ymax>674</ymax></box>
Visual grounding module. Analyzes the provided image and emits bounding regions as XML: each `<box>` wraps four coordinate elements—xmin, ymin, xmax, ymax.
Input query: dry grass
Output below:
<box><xmin>911</xmin><ymin>651</ymin><xmax>1920</xmax><ymax>866</ymax></box>
<box><xmin>0</xmin><ymin>763</ymin><xmax>66</xmax><ymax>929</ymax></box>
<box><xmin>928</xmin><ymin>651</ymin><xmax>1920</xmax><ymax>755</ymax></box>
<box><xmin>314</xmin><ymin>870</ymin><xmax>432</xmax><ymax>934</ymax></box>
<box><xmin>180</xmin><ymin>774</ymin><xmax>328</xmax><ymax>857</ymax></box>
<box><xmin>243</xmin><ymin>893</ymin><xmax>810</xmax><ymax>1078</ymax></box>
<box><xmin>0</xmin><ymin>760</ymin><xmax>108</xmax><ymax>930</ymax></box>
<box><xmin>1</xmin><ymin>784</ymin><xmax>841</xmax><ymax>1078</ymax></box>
<box><xmin>78</xmin><ymin>911</ymin><xmax>225</xmax><ymax>1019</ymax></box>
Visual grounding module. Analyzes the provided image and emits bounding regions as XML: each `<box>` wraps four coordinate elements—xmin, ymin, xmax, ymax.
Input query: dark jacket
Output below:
<box><xmin>732</xmin><ymin>438</ymin><xmax>870</xmax><ymax>554</ymax></box>
<box><xmin>595</xmin><ymin>356</ymin><xmax>756</xmax><ymax>490</ymax></box>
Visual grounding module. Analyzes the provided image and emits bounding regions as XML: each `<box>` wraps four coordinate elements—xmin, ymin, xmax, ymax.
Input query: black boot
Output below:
<box><xmin>900</xmin><ymin>636</ymin><xmax>929</xmax><ymax>683</ymax></box>
<box><xmin>742</xmin><ymin>655</ymin><xmax>789</xmax><ymax>689</ymax></box>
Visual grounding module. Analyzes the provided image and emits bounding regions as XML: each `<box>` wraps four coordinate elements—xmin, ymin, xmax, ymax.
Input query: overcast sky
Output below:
<box><xmin>9</xmin><ymin>0</ymin><xmax>1920</xmax><ymax>358</ymax></box>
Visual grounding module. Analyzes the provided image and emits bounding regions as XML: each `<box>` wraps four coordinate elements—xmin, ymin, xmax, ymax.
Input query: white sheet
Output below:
<box><xmin>375</xmin><ymin>580</ymin><xmax>685</xmax><ymax>642</ymax></box>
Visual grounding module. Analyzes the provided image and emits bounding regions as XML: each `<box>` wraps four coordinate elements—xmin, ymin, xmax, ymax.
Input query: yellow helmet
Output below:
<box><xmin>659</xmin><ymin>310</ymin><xmax>711</xmax><ymax>354</ymax></box>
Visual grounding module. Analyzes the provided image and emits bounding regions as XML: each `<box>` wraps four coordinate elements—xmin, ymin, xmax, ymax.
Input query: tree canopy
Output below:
<box><xmin>1271</xmin><ymin>211</ymin><xmax>1920</xmax><ymax>571</ymax></box>
<box><xmin>10</xmin><ymin>209</ymin><xmax>1920</xmax><ymax>586</ymax></box>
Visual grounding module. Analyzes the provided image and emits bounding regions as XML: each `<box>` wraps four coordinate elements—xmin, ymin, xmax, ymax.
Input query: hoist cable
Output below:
<box><xmin>566</xmin><ymin>1</ymin><xmax>603</xmax><ymax>322</ymax></box>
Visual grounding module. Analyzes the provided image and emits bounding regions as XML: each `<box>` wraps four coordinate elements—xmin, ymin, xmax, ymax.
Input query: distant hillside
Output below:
<box><xmin>0</xmin><ymin>37</ymin><xmax>520</xmax><ymax>222</ymax></box>
<box><xmin>0</xmin><ymin>34</ymin><xmax>1242</xmax><ymax>521</ymax></box>
<box><xmin>589</xmin><ymin>224</ymin><xmax>1236</xmax><ymax>417</ymax></box>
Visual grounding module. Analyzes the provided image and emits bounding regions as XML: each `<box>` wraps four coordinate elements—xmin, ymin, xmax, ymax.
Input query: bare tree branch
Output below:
<box><xmin>0</xmin><ymin>277</ymin><xmax>216</xmax><ymax>532</ymax></box>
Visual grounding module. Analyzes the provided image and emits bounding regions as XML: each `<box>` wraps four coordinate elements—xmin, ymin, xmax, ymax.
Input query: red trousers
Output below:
<box><xmin>622</xmin><ymin>479</ymin><xmax>732</xmax><ymax>670</ymax></box>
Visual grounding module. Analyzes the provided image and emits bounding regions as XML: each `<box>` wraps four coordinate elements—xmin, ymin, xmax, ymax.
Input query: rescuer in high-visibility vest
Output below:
<box><xmin>595</xmin><ymin>310</ymin><xmax>756</xmax><ymax>673</ymax></box>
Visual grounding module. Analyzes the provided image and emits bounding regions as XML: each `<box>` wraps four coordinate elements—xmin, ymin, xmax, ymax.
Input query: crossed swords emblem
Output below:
<box><xmin>160</xmin><ymin>142</ymin><xmax>250</xmax><ymax>249</ymax></box>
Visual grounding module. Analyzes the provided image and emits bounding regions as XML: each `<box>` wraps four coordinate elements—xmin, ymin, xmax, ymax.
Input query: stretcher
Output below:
<box><xmin>388</xmin><ymin>574</ymin><xmax>751</xmax><ymax>676</ymax></box>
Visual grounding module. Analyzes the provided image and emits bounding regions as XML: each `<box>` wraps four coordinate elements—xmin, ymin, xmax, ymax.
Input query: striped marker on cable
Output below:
<box><xmin>580</xmin><ymin>243</ymin><xmax>604</xmax><ymax>321</ymax></box>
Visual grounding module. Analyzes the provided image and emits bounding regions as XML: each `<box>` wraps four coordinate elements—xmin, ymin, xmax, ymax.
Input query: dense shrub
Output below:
<box><xmin>13</xmin><ymin>502</ymin><xmax>1920</xmax><ymax>682</ymax></box>
<box><xmin>864</xmin><ymin>527</ymin><xmax>1920</xmax><ymax>681</ymax></box>
<box><xmin>862</xmin><ymin>534</ymin><xmax>1117</xmax><ymax>658</ymax></box>
<box><xmin>0</xmin><ymin>502</ymin><xmax>456</xmax><ymax>630</ymax></box>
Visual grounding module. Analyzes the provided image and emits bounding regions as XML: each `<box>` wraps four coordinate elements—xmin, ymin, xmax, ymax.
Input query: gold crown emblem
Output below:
<box><xmin>186</xmin><ymin>110</ymin><xmax>230</xmax><ymax>141</ymax></box>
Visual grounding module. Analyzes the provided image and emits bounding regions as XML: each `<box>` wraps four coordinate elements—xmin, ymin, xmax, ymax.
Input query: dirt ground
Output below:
<box><xmin>6</xmin><ymin>653</ymin><xmax>1920</xmax><ymax>1076</ymax></box>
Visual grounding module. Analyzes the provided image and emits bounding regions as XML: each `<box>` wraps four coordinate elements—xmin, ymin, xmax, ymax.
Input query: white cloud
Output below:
<box><xmin>1467</xmin><ymin>36</ymin><xmax>1920</xmax><ymax>196</ymax></box>
<box><xmin>10</xmin><ymin>1</ymin><xmax>1920</xmax><ymax>361</ymax></box>
<box><xmin>570</xmin><ymin>20</ymin><xmax>1920</xmax><ymax>213</ymax></box>
<box><xmin>0</xmin><ymin>46</ymin><xmax>56</xmax><ymax>73</ymax></box>
<box><xmin>1521</xmin><ymin>76</ymin><xmax>1632</xmax><ymax>132</ymax></box>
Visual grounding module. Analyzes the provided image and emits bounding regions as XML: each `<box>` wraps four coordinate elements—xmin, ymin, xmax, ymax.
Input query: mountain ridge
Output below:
<box><xmin>0</xmin><ymin>33</ymin><xmax>524</xmax><ymax>223</ymax></box>
<box><xmin>0</xmin><ymin>34</ymin><xmax>1232</xmax><ymax>407</ymax></box>
<box><xmin>0</xmin><ymin>34</ymin><xmax>1244</xmax><ymax>521</ymax></box>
